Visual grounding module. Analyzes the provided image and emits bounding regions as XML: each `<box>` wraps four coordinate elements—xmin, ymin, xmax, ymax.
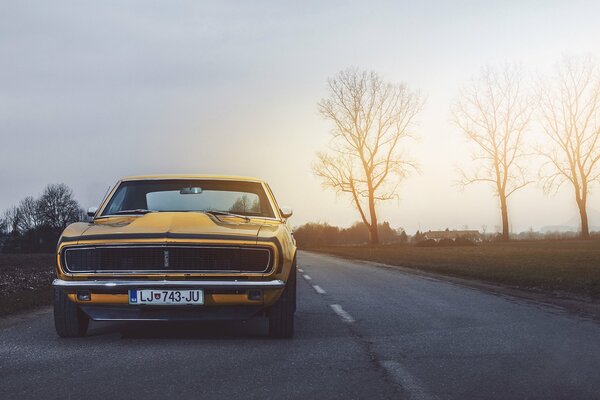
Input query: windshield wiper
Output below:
<box><xmin>204</xmin><ymin>210</ymin><xmax>250</xmax><ymax>222</ymax></box>
<box><xmin>113</xmin><ymin>209</ymin><xmax>154</xmax><ymax>215</ymax></box>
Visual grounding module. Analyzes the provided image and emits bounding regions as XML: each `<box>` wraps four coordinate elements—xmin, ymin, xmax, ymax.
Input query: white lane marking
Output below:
<box><xmin>298</xmin><ymin>268</ymin><xmax>304</xmax><ymax>273</ymax></box>
<box><xmin>380</xmin><ymin>360</ymin><xmax>436</xmax><ymax>400</ymax></box>
<box><xmin>303</xmin><ymin>274</ymin><xmax>312</xmax><ymax>280</ymax></box>
<box><xmin>312</xmin><ymin>285</ymin><xmax>326</xmax><ymax>294</ymax></box>
<box><xmin>330</xmin><ymin>304</ymin><xmax>355</xmax><ymax>323</ymax></box>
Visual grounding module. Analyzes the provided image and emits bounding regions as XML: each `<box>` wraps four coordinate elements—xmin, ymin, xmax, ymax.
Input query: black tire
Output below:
<box><xmin>268</xmin><ymin>261</ymin><xmax>296</xmax><ymax>338</ymax></box>
<box><xmin>54</xmin><ymin>288</ymin><xmax>89</xmax><ymax>338</ymax></box>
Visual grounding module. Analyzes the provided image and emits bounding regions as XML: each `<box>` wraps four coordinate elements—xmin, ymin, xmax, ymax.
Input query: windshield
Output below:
<box><xmin>100</xmin><ymin>179</ymin><xmax>275</xmax><ymax>218</ymax></box>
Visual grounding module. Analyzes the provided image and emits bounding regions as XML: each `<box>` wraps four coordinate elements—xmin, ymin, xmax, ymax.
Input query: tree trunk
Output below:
<box><xmin>368</xmin><ymin>193</ymin><xmax>379</xmax><ymax>244</ymax></box>
<box><xmin>577</xmin><ymin>196</ymin><xmax>590</xmax><ymax>240</ymax></box>
<box><xmin>500</xmin><ymin>194</ymin><xmax>509</xmax><ymax>241</ymax></box>
<box><xmin>368</xmin><ymin>224</ymin><xmax>379</xmax><ymax>244</ymax></box>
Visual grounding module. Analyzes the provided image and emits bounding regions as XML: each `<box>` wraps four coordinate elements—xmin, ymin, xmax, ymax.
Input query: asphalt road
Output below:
<box><xmin>2</xmin><ymin>251</ymin><xmax>600</xmax><ymax>399</ymax></box>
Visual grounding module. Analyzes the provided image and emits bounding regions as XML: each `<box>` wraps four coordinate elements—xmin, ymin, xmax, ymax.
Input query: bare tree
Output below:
<box><xmin>538</xmin><ymin>56</ymin><xmax>600</xmax><ymax>240</ymax></box>
<box><xmin>37</xmin><ymin>183</ymin><xmax>81</xmax><ymax>233</ymax></box>
<box><xmin>0</xmin><ymin>215</ymin><xmax>6</xmax><ymax>236</ymax></box>
<box><xmin>313</xmin><ymin>68</ymin><xmax>423</xmax><ymax>244</ymax></box>
<box><xmin>2</xmin><ymin>206</ymin><xmax>22</xmax><ymax>234</ymax></box>
<box><xmin>16</xmin><ymin>196</ymin><xmax>42</xmax><ymax>233</ymax></box>
<box><xmin>452</xmin><ymin>65</ymin><xmax>535</xmax><ymax>241</ymax></box>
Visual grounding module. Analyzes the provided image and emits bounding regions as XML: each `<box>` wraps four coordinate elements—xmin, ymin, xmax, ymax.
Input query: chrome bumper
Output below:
<box><xmin>52</xmin><ymin>278</ymin><xmax>285</xmax><ymax>290</ymax></box>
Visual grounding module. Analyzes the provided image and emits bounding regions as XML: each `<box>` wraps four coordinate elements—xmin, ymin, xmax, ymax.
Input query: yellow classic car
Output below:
<box><xmin>53</xmin><ymin>175</ymin><xmax>297</xmax><ymax>338</ymax></box>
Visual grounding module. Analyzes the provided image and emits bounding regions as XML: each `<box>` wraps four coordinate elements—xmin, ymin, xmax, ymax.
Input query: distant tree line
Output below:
<box><xmin>0</xmin><ymin>183</ymin><xmax>82</xmax><ymax>253</ymax></box>
<box><xmin>294</xmin><ymin>223</ymin><xmax>599</xmax><ymax>249</ymax></box>
<box><xmin>293</xmin><ymin>221</ymin><xmax>408</xmax><ymax>248</ymax></box>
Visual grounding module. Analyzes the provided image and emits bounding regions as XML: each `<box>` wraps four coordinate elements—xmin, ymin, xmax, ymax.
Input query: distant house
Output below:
<box><xmin>423</xmin><ymin>230</ymin><xmax>481</xmax><ymax>241</ymax></box>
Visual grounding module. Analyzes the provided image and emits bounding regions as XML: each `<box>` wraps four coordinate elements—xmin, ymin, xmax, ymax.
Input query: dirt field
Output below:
<box><xmin>311</xmin><ymin>240</ymin><xmax>600</xmax><ymax>299</ymax></box>
<box><xmin>0</xmin><ymin>253</ymin><xmax>55</xmax><ymax>316</ymax></box>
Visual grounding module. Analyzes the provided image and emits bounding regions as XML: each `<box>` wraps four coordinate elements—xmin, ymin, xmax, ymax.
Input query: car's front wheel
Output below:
<box><xmin>53</xmin><ymin>288</ymin><xmax>89</xmax><ymax>338</ymax></box>
<box><xmin>268</xmin><ymin>262</ymin><xmax>296</xmax><ymax>338</ymax></box>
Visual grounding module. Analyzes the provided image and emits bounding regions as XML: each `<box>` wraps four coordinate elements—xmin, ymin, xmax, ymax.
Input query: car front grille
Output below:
<box><xmin>63</xmin><ymin>245</ymin><xmax>272</xmax><ymax>273</ymax></box>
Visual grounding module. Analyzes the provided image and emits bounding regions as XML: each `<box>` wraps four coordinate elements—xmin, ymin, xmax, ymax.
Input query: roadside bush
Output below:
<box><xmin>294</xmin><ymin>221</ymin><xmax>406</xmax><ymax>248</ymax></box>
<box><xmin>415</xmin><ymin>239</ymin><xmax>437</xmax><ymax>247</ymax></box>
<box><xmin>453</xmin><ymin>237</ymin><xmax>476</xmax><ymax>246</ymax></box>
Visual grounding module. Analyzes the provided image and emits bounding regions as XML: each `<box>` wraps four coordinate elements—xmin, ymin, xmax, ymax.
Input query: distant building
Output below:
<box><xmin>423</xmin><ymin>230</ymin><xmax>481</xmax><ymax>241</ymax></box>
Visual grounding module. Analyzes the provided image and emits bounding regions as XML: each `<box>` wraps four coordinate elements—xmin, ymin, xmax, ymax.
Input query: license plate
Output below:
<box><xmin>129</xmin><ymin>289</ymin><xmax>204</xmax><ymax>305</ymax></box>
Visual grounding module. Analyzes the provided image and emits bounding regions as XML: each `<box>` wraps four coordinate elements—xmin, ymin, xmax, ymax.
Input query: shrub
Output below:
<box><xmin>453</xmin><ymin>237</ymin><xmax>476</xmax><ymax>246</ymax></box>
<box><xmin>438</xmin><ymin>238</ymin><xmax>454</xmax><ymax>247</ymax></box>
<box><xmin>415</xmin><ymin>239</ymin><xmax>437</xmax><ymax>247</ymax></box>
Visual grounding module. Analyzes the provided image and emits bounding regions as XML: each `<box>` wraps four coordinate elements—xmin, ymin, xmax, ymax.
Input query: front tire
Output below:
<box><xmin>54</xmin><ymin>288</ymin><xmax>89</xmax><ymax>338</ymax></box>
<box><xmin>268</xmin><ymin>262</ymin><xmax>296</xmax><ymax>338</ymax></box>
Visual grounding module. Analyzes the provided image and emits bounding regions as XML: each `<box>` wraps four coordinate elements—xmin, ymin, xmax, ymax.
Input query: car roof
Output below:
<box><xmin>120</xmin><ymin>174</ymin><xmax>266</xmax><ymax>183</ymax></box>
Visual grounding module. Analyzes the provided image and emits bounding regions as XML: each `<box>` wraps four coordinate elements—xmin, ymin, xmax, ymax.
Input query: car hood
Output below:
<box><xmin>61</xmin><ymin>212</ymin><xmax>268</xmax><ymax>243</ymax></box>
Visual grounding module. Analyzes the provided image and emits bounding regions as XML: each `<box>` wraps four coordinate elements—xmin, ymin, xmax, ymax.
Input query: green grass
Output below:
<box><xmin>0</xmin><ymin>253</ymin><xmax>55</xmax><ymax>316</ymax></box>
<box><xmin>310</xmin><ymin>240</ymin><xmax>600</xmax><ymax>299</ymax></box>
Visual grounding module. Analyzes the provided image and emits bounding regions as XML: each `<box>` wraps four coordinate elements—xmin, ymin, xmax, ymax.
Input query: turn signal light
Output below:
<box><xmin>247</xmin><ymin>290</ymin><xmax>262</xmax><ymax>301</ymax></box>
<box><xmin>76</xmin><ymin>290</ymin><xmax>91</xmax><ymax>301</ymax></box>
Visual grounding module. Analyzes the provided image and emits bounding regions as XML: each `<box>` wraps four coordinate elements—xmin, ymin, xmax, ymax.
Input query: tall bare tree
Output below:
<box><xmin>538</xmin><ymin>56</ymin><xmax>600</xmax><ymax>240</ymax></box>
<box><xmin>452</xmin><ymin>65</ymin><xmax>535</xmax><ymax>241</ymax></box>
<box><xmin>16</xmin><ymin>196</ymin><xmax>42</xmax><ymax>233</ymax></box>
<box><xmin>313</xmin><ymin>68</ymin><xmax>423</xmax><ymax>244</ymax></box>
<box><xmin>2</xmin><ymin>206</ymin><xmax>22</xmax><ymax>234</ymax></box>
<box><xmin>37</xmin><ymin>183</ymin><xmax>81</xmax><ymax>233</ymax></box>
<box><xmin>0</xmin><ymin>214</ymin><xmax>6</xmax><ymax>236</ymax></box>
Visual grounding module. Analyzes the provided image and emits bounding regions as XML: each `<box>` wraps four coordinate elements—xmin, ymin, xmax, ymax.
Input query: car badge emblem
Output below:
<box><xmin>164</xmin><ymin>250</ymin><xmax>170</xmax><ymax>268</ymax></box>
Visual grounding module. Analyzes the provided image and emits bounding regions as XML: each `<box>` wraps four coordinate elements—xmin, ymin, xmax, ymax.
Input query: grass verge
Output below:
<box><xmin>0</xmin><ymin>253</ymin><xmax>55</xmax><ymax>316</ymax></box>
<box><xmin>310</xmin><ymin>240</ymin><xmax>600</xmax><ymax>299</ymax></box>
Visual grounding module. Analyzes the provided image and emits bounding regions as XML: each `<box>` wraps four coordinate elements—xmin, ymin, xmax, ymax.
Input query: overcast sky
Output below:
<box><xmin>1</xmin><ymin>0</ymin><xmax>599</xmax><ymax>233</ymax></box>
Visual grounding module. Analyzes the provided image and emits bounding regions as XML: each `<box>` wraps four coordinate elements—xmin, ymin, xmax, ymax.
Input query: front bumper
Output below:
<box><xmin>52</xmin><ymin>279</ymin><xmax>285</xmax><ymax>290</ymax></box>
<box><xmin>53</xmin><ymin>279</ymin><xmax>286</xmax><ymax>321</ymax></box>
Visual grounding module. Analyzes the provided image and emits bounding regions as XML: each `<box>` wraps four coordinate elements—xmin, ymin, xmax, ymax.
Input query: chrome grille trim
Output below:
<box><xmin>62</xmin><ymin>245</ymin><xmax>273</xmax><ymax>274</ymax></box>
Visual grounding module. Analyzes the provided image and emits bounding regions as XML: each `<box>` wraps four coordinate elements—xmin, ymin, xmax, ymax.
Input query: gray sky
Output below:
<box><xmin>1</xmin><ymin>0</ymin><xmax>599</xmax><ymax>233</ymax></box>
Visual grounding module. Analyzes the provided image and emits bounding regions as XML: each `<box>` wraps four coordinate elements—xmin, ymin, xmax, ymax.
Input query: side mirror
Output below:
<box><xmin>280</xmin><ymin>206</ymin><xmax>293</xmax><ymax>219</ymax></box>
<box><xmin>87</xmin><ymin>207</ymin><xmax>98</xmax><ymax>218</ymax></box>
